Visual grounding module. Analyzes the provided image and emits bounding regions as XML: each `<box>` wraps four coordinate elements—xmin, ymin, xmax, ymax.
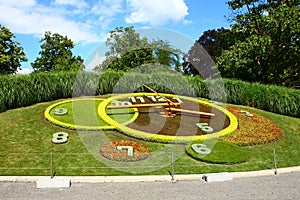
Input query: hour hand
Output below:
<box><xmin>165</xmin><ymin>107</ymin><xmax>215</xmax><ymax>117</ymax></box>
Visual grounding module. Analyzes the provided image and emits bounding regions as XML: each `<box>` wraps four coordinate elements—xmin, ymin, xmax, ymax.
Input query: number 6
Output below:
<box><xmin>191</xmin><ymin>144</ymin><xmax>211</xmax><ymax>155</ymax></box>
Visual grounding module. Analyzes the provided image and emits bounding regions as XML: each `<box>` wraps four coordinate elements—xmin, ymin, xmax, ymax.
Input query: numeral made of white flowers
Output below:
<box><xmin>147</xmin><ymin>95</ymin><xmax>168</xmax><ymax>102</ymax></box>
<box><xmin>240</xmin><ymin>110</ymin><xmax>254</xmax><ymax>117</ymax></box>
<box><xmin>52</xmin><ymin>132</ymin><xmax>68</xmax><ymax>144</ymax></box>
<box><xmin>129</xmin><ymin>96</ymin><xmax>182</xmax><ymax>104</ymax></box>
<box><xmin>191</xmin><ymin>144</ymin><xmax>211</xmax><ymax>155</ymax></box>
<box><xmin>172</xmin><ymin>97</ymin><xmax>183</xmax><ymax>104</ymax></box>
<box><xmin>112</xmin><ymin>101</ymin><xmax>132</xmax><ymax>106</ymax></box>
<box><xmin>196</xmin><ymin>123</ymin><xmax>213</xmax><ymax>134</ymax></box>
<box><xmin>116</xmin><ymin>146</ymin><xmax>134</xmax><ymax>157</ymax></box>
<box><xmin>128</xmin><ymin>96</ymin><xmax>145</xmax><ymax>103</ymax></box>
<box><xmin>54</xmin><ymin>108</ymin><xmax>68</xmax><ymax>116</ymax></box>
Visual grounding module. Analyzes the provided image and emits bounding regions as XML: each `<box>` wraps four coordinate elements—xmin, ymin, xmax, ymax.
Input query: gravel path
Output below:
<box><xmin>1</xmin><ymin>172</ymin><xmax>299</xmax><ymax>200</ymax></box>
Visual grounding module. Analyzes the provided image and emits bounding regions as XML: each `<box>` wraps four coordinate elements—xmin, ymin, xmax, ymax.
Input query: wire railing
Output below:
<box><xmin>0</xmin><ymin>149</ymin><xmax>280</xmax><ymax>177</ymax></box>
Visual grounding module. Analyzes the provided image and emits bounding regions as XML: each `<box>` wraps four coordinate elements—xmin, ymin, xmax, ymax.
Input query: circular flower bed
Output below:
<box><xmin>44</xmin><ymin>98</ymin><xmax>138</xmax><ymax>130</ymax></box>
<box><xmin>100</xmin><ymin>140</ymin><xmax>150</xmax><ymax>162</ymax></box>
<box><xmin>220</xmin><ymin>106</ymin><xmax>281</xmax><ymax>146</ymax></box>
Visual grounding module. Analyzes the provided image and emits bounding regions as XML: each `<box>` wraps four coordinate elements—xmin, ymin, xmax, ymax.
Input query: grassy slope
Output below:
<box><xmin>0</xmin><ymin>100</ymin><xmax>299</xmax><ymax>176</ymax></box>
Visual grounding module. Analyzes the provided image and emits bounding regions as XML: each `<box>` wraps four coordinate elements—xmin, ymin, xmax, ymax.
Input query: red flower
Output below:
<box><xmin>220</xmin><ymin>106</ymin><xmax>281</xmax><ymax>146</ymax></box>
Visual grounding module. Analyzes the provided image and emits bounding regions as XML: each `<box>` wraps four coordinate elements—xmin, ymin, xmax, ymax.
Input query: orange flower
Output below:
<box><xmin>220</xmin><ymin>106</ymin><xmax>281</xmax><ymax>146</ymax></box>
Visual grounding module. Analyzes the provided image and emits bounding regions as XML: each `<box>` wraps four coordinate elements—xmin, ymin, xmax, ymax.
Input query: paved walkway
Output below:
<box><xmin>1</xmin><ymin>167</ymin><xmax>300</xmax><ymax>200</ymax></box>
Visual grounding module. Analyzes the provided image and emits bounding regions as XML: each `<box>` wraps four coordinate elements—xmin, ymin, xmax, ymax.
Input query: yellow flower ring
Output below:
<box><xmin>44</xmin><ymin>98</ymin><xmax>139</xmax><ymax>130</ymax></box>
<box><xmin>98</xmin><ymin>93</ymin><xmax>238</xmax><ymax>143</ymax></box>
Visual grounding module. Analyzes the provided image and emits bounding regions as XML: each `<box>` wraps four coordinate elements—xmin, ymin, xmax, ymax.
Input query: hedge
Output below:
<box><xmin>0</xmin><ymin>71</ymin><xmax>299</xmax><ymax>117</ymax></box>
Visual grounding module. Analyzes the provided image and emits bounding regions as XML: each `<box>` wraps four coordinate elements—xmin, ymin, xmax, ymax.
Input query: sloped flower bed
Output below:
<box><xmin>220</xmin><ymin>106</ymin><xmax>281</xmax><ymax>146</ymax></box>
<box><xmin>100</xmin><ymin>140</ymin><xmax>150</xmax><ymax>162</ymax></box>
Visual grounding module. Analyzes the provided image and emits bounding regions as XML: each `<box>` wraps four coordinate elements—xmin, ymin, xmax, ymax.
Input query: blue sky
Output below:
<box><xmin>0</xmin><ymin>0</ymin><xmax>232</xmax><ymax>73</ymax></box>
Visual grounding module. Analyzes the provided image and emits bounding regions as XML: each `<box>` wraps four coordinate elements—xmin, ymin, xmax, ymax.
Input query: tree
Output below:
<box><xmin>32</xmin><ymin>32</ymin><xmax>84</xmax><ymax>72</ymax></box>
<box><xmin>216</xmin><ymin>0</ymin><xmax>299</xmax><ymax>87</ymax></box>
<box><xmin>197</xmin><ymin>28</ymin><xmax>233</xmax><ymax>59</ymax></box>
<box><xmin>0</xmin><ymin>24</ymin><xmax>27</xmax><ymax>75</ymax></box>
<box><xmin>150</xmin><ymin>39</ymin><xmax>182</xmax><ymax>72</ymax></box>
<box><xmin>94</xmin><ymin>27</ymin><xmax>183</xmax><ymax>72</ymax></box>
<box><xmin>182</xmin><ymin>42</ymin><xmax>217</xmax><ymax>78</ymax></box>
<box><xmin>182</xmin><ymin>26</ymin><xmax>235</xmax><ymax>77</ymax></box>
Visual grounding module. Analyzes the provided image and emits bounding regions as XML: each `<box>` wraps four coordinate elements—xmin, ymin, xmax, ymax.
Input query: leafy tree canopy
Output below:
<box><xmin>94</xmin><ymin>26</ymin><xmax>183</xmax><ymax>72</ymax></box>
<box><xmin>0</xmin><ymin>24</ymin><xmax>27</xmax><ymax>75</ymax></box>
<box><xmin>197</xmin><ymin>28</ymin><xmax>233</xmax><ymax>60</ymax></box>
<box><xmin>31</xmin><ymin>31</ymin><xmax>84</xmax><ymax>72</ymax></box>
<box><xmin>215</xmin><ymin>0</ymin><xmax>299</xmax><ymax>87</ymax></box>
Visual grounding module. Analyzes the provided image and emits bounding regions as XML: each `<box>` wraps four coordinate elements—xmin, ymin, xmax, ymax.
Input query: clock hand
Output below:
<box><xmin>143</xmin><ymin>84</ymin><xmax>178</xmax><ymax>107</ymax></box>
<box><xmin>166</xmin><ymin>107</ymin><xmax>215</xmax><ymax>117</ymax></box>
<box><xmin>107</xmin><ymin>103</ymin><xmax>214</xmax><ymax>118</ymax></box>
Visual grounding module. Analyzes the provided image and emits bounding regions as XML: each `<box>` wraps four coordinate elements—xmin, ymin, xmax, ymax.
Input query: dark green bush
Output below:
<box><xmin>0</xmin><ymin>71</ymin><xmax>299</xmax><ymax>117</ymax></box>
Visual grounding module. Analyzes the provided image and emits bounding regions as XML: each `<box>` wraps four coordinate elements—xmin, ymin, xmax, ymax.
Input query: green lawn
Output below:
<box><xmin>0</xmin><ymin>98</ymin><xmax>299</xmax><ymax>176</ymax></box>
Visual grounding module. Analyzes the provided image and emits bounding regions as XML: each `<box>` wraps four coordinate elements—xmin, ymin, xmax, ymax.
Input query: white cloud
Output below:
<box><xmin>0</xmin><ymin>0</ymin><xmax>191</xmax><ymax>45</ymax></box>
<box><xmin>91</xmin><ymin>0</ymin><xmax>123</xmax><ymax>16</ymax></box>
<box><xmin>54</xmin><ymin>0</ymin><xmax>88</xmax><ymax>8</ymax></box>
<box><xmin>0</xmin><ymin>0</ymin><xmax>100</xmax><ymax>43</ymax></box>
<box><xmin>90</xmin><ymin>0</ymin><xmax>124</xmax><ymax>29</ymax></box>
<box><xmin>125</xmin><ymin>0</ymin><xmax>189</xmax><ymax>26</ymax></box>
<box><xmin>85</xmin><ymin>52</ymin><xmax>106</xmax><ymax>71</ymax></box>
<box><xmin>0</xmin><ymin>0</ymin><xmax>36</xmax><ymax>7</ymax></box>
<box><xmin>17</xmin><ymin>67</ymin><xmax>33</xmax><ymax>74</ymax></box>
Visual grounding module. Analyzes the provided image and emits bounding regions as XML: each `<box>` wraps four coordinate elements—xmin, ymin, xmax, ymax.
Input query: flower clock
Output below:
<box><xmin>44</xmin><ymin>84</ymin><xmax>281</xmax><ymax>165</ymax></box>
<box><xmin>98</xmin><ymin>92</ymin><xmax>238</xmax><ymax>143</ymax></box>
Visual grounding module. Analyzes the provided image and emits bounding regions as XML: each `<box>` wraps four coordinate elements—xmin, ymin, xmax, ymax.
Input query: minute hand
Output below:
<box><xmin>167</xmin><ymin>107</ymin><xmax>215</xmax><ymax>117</ymax></box>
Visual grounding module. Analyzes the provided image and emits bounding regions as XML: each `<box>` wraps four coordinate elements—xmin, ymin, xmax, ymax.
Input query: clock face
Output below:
<box><xmin>98</xmin><ymin>92</ymin><xmax>238</xmax><ymax>143</ymax></box>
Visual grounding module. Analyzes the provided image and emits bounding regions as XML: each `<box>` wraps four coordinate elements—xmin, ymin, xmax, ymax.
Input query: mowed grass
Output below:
<box><xmin>49</xmin><ymin>98</ymin><xmax>136</xmax><ymax>128</ymax></box>
<box><xmin>0</xmin><ymin>98</ymin><xmax>299</xmax><ymax>176</ymax></box>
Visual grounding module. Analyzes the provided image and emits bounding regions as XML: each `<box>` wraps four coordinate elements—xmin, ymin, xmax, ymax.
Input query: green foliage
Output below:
<box><xmin>0</xmin><ymin>71</ymin><xmax>299</xmax><ymax>117</ymax></box>
<box><xmin>223</xmin><ymin>78</ymin><xmax>300</xmax><ymax>117</ymax></box>
<box><xmin>197</xmin><ymin>28</ymin><xmax>233</xmax><ymax>60</ymax></box>
<box><xmin>95</xmin><ymin>26</ymin><xmax>183</xmax><ymax>72</ymax></box>
<box><xmin>186</xmin><ymin>140</ymin><xmax>249</xmax><ymax>164</ymax></box>
<box><xmin>31</xmin><ymin>31</ymin><xmax>84</xmax><ymax>72</ymax></box>
<box><xmin>0</xmin><ymin>24</ymin><xmax>28</xmax><ymax>75</ymax></box>
<box><xmin>99</xmin><ymin>48</ymin><xmax>155</xmax><ymax>72</ymax></box>
<box><xmin>217</xmin><ymin>0</ymin><xmax>300</xmax><ymax>88</ymax></box>
<box><xmin>182</xmin><ymin>42</ymin><xmax>217</xmax><ymax>77</ymax></box>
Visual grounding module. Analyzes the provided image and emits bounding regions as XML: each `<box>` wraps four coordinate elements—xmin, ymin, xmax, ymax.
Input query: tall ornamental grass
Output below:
<box><xmin>0</xmin><ymin>71</ymin><xmax>299</xmax><ymax>117</ymax></box>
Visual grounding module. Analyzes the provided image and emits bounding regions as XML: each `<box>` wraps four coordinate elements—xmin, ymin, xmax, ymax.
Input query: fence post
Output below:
<box><xmin>273</xmin><ymin>149</ymin><xmax>277</xmax><ymax>175</ymax></box>
<box><xmin>50</xmin><ymin>151</ymin><xmax>53</xmax><ymax>179</ymax></box>
<box><xmin>171</xmin><ymin>151</ymin><xmax>175</xmax><ymax>181</ymax></box>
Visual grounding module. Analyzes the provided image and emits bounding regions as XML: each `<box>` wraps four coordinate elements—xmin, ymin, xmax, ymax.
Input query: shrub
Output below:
<box><xmin>0</xmin><ymin>71</ymin><xmax>299</xmax><ymax>117</ymax></box>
